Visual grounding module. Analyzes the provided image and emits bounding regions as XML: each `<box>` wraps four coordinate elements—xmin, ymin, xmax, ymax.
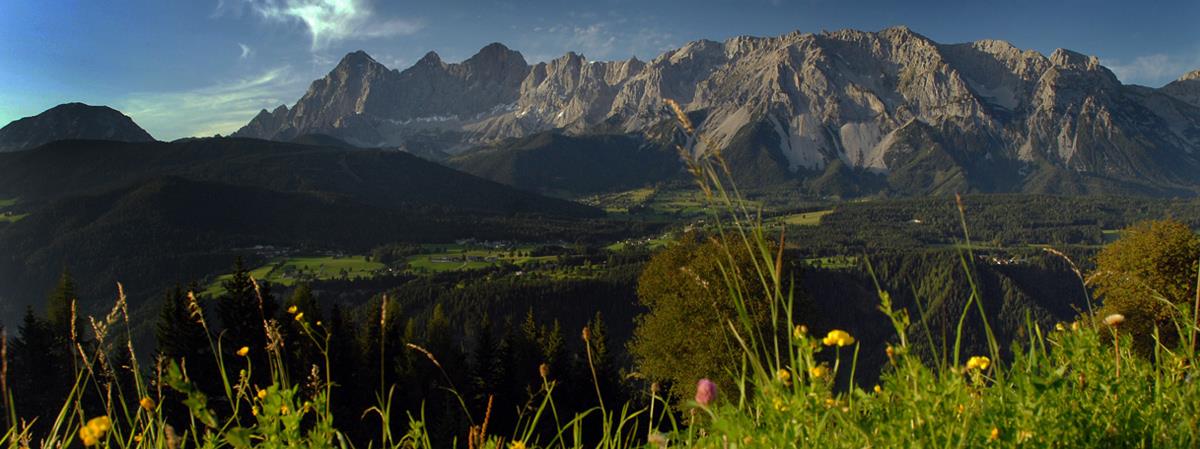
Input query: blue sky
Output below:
<box><xmin>1</xmin><ymin>0</ymin><xmax>1197</xmax><ymax>140</ymax></box>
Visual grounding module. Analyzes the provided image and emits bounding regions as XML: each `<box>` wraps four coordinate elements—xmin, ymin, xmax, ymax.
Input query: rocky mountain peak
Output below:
<box><xmin>1178</xmin><ymin>69</ymin><xmax>1200</xmax><ymax>82</ymax></box>
<box><xmin>231</xmin><ymin>27</ymin><xmax>1200</xmax><ymax>196</ymax></box>
<box><xmin>417</xmin><ymin>51</ymin><xmax>443</xmax><ymax>66</ymax></box>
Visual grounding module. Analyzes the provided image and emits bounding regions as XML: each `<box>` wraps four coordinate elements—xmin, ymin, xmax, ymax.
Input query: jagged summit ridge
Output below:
<box><xmin>232</xmin><ymin>28</ymin><xmax>1200</xmax><ymax>194</ymax></box>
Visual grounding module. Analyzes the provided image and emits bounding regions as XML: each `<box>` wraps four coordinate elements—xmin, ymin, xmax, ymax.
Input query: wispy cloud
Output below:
<box><xmin>526</xmin><ymin>21</ymin><xmax>676</xmax><ymax>62</ymax></box>
<box><xmin>117</xmin><ymin>67</ymin><xmax>304</xmax><ymax>140</ymax></box>
<box><xmin>225</xmin><ymin>0</ymin><xmax>423</xmax><ymax>50</ymax></box>
<box><xmin>1104</xmin><ymin>51</ymin><xmax>1200</xmax><ymax>87</ymax></box>
<box><xmin>238</xmin><ymin>43</ymin><xmax>254</xmax><ymax>59</ymax></box>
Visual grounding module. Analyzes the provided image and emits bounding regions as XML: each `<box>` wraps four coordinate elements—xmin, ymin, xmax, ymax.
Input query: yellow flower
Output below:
<box><xmin>988</xmin><ymin>427</ymin><xmax>1000</xmax><ymax>442</ymax></box>
<box><xmin>257</xmin><ymin>389</ymin><xmax>268</xmax><ymax>400</ymax></box>
<box><xmin>822</xmin><ymin>330</ymin><xmax>855</xmax><ymax>347</ymax></box>
<box><xmin>134</xmin><ymin>434</ymin><xmax>144</xmax><ymax>443</ymax></box>
<box><xmin>287</xmin><ymin>305</ymin><xmax>298</xmax><ymax>314</ymax></box>
<box><xmin>237</xmin><ymin>346</ymin><xmax>250</xmax><ymax>357</ymax></box>
<box><xmin>509</xmin><ymin>441</ymin><xmax>527</xmax><ymax>449</ymax></box>
<box><xmin>966</xmin><ymin>356</ymin><xmax>991</xmax><ymax>371</ymax></box>
<box><xmin>294</xmin><ymin>312</ymin><xmax>305</xmax><ymax>322</ymax></box>
<box><xmin>1055</xmin><ymin>322</ymin><xmax>1065</xmax><ymax>331</ymax></box>
<box><xmin>873</xmin><ymin>385</ymin><xmax>882</xmax><ymax>394</ymax></box>
<box><xmin>775</xmin><ymin>368</ymin><xmax>791</xmax><ymax>384</ymax></box>
<box><xmin>79</xmin><ymin>416</ymin><xmax>111</xmax><ymax>447</ymax></box>
<box><xmin>772</xmin><ymin>396</ymin><xmax>789</xmax><ymax>411</ymax></box>
<box><xmin>251</xmin><ymin>406</ymin><xmax>259</xmax><ymax>416</ymax></box>
<box><xmin>792</xmin><ymin>325</ymin><xmax>808</xmax><ymax>339</ymax></box>
<box><xmin>140</xmin><ymin>397</ymin><xmax>156</xmax><ymax>411</ymax></box>
<box><xmin>280</xmin><ymin>405</ymin><xmax>289</xmax><ymax>415</ymax></box>
<box><xmin>809</xmin><ymin>365</ymin><xmax>828</xmax><ymax>379</ymax></box>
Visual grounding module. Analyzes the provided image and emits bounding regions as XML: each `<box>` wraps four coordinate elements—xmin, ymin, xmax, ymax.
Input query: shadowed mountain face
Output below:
<box><xmin>235</xmin><ymin>28</ymin><xmax>1200</xmax><ymax>196</ymax></box>
<box><xmin>0</xmin><ymin>137</ymin><xmax>600</xmax><ymax>217</ymax></box>
<box><xmin>0</xmin><ymin>137</ymin><xmax>621</xmax><ymax>322</ymax></box>
<box><xmin>0</xmin><ymin>103</ymin><xmax>155</xmax><ymax>152</ymax></box>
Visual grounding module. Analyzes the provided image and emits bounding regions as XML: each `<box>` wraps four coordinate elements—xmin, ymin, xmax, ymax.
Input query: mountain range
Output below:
<box><xmin>234</xmin><ymin>27</ymin><xmax>1200</xmax><ymax>196</ymax></box>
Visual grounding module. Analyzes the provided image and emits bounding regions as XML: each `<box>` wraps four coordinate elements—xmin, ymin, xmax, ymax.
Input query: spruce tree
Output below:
<box><xmin>282</xmin><ymin>283</ymin><xmax>322</xmax><ymax>384</ymax></box>
<box><xmin>217</xmin><ymin>257</ymin><xmax>277</xmax><ymax>385</ymax></box>
<box><xmin>45</xmin><ymin>270</ymin><xmax>78</xmax><ymax>337</ymax></box>
<box><xmin>10</xmin><ymin>307</ymin><xmax>69</xmax><ymax>436</ymax></box>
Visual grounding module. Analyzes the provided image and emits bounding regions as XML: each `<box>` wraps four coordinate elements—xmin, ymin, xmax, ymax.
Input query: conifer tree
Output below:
<box><xmin>217</xmin><ymin>257</ymin><xmax>277</xmax><ymax>384</ymax></box>
<box><xmin>10</xmin><ymin>307</ymin><xmax>69</xmax><ymax>436</ymax></box>
<box><xmin>155</xmin><ymin>284</ymin><xmax>218</xmax><ymax>417</ymax></box>
<box><xmin>45</xmin><ymin>270</ymin><xmax>78</xmax><ymax>337</ymax></box>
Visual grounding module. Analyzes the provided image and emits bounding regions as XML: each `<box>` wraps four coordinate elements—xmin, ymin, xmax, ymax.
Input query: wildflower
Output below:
<box><xmin>287</xmin><ymin>305</ymin><xmax>298</xmax><ymax>314</ymax></box>
<box><xmin>1104</xmin><ymin>314</ymin><xmax>1125</xmax><ymax>327</ymax></box>
<box><xmin>772</xmin><ymin>396</ymin><xmax>788</xmax><ymax>411</ymax></box>
<box><xmin>257</xmin><ymin>389</ymin><xmax>268</xmax><ymax>400</ymax></box>
<box><xmin>237</xmin><ymin>346</ymin><xmax>250</xmax><ymax>357</ymax></box>
<box><xmin>966</xmin><ymin>356</ymin><xmax>991</xmax><ymax>371</ymax></box>
<box><xmin>809</xmin><ymin>366</ymin><xmax>828</xmax><ymax>379</ymax></box>
<box><xmin>792</xmin><ymin>325</ymin><xmax>808</xmax><ymax>339</ymax></box>
<box><xmin>280</xmin><ymin>405</ymin><xmax>289</xmax><ymax>415</ymax></box>
<box><xmin>251</xmin><ymin>406</ymin><xmax>259</xmax><ymax>417</ymax></box>
<box><xmin>1055</xmin><ymin>322</ymin><xmax>1065</xmax><ymax>331</ymax></box>
<box><xmin>988</xmin><ymin>427</ymin><xmax>1000</xmax><ymax>442</ymax></box>
<box><xmin>822</xmin><ymin>330</ymin><xmax>855</xmax><ymax>347</ymax></box>
<box><xmin>509</xmin><ymin>441</ymin><xmax>527</xmax><ymax>449</ymax></box>
<box><xmin>1070</xmin><ymin>321</ymin><xmax>1080</xmax><ymax>331</ymax></box>
<box><xmin>695</xmin><ymin>378</ymin><xmax>717</xmax><ymax>406</ymax></box>
<box><xmin>885</xmin><ymin>344</ymin><xmax>895</xmax><ymax>363</ymax></box>
<box><xmin>79</xmin><ymin>416</ymin><xmax>111</xmax><ymax>447</ymax></box>
<box><xmin>539</xmin><ymin>363</ymin><xmax>550</xmax><ymax>379</ymax></box>
<box><xmin>134</xmin><ymin>434</ymin><xmax>144</xmax><ymax>443</ymax></box>
<box><xmin>776</xmin><ymin>368</ymin><xmax>791</xmax><ymax>384</ymax></box>
<box><xmin>140</xmin><ymin>396</ymin><xmax>156</xmax><ymax>411</ymax></box>
<box><xmin>582</xmin><ymin>326</ymin><xmax>591</xmax><ymax>342</ymax></box>
<box><xmin>823</xmin><ymin>398</ymin><xmax>836</xmax><ymax>408</ymax></box>
<box><xmin>647</xmin><ymin>432</ymin><xmax>668</xmax><ymax>448</ymax></box>
<box><xmin>294</xmin><ymin>312</ymin><xmax>305</xmax><ymax>322</ymax></box>
<box><xmin>873</xmin><ymin>384</ymin><xmax>882</xmax><ymax>394</ymax></box>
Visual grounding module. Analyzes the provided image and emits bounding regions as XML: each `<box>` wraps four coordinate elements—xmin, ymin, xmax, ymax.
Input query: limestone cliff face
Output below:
<box><xmin>233</xmin><ymin>27</ymin><xmax>1200</xmax><ymax>194</ymax></box>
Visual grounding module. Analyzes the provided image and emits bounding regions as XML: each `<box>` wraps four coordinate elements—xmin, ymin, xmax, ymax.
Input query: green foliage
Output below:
<box><xmin>1091</xmin><ymin>219</ymin><xmax>1200</xmax><ymax>352</ymax></box>
<box><xmin>630</xmin><ymin>233</ymin><xmax>779</xmax><ymax>400</ymax></box>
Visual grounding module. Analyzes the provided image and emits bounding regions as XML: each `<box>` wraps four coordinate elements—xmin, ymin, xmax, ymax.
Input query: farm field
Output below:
<box><xmin>777</xmin><ymin>209</ymin><xmax>833</xmax><ymax>226</ymax></box>
<box><xmin>202</xmin><ymin>256</ymin><xmax>385</xmax><ymax>297</ymax></box>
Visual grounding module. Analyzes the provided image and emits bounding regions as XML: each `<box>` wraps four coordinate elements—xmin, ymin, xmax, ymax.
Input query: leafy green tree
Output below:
<box><xmin>630</xmin><ymin>233</ymin><xmax>779</xmax><ymax>401</ymax></box>
<box><xmin>1092</xmin><ymin>219</ymin><xmax>1200</xmax><ymax>352</ymax></box>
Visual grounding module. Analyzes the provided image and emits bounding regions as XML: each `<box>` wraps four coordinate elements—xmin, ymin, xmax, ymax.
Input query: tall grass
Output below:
<box><xmin>2</xmin><ymin>103</ymin><xmax>1199</xmax><ymax>448</ymax></box>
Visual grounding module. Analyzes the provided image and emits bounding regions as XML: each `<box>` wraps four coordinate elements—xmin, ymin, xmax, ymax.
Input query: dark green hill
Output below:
<box><xmin>0</xmin><ymin>137</ymin><xmax>599</xmax><ymax>217</ymax></box>
<box><xmin>289</xmin><ymin>133</ymin><xmax>358</xmax><ymax>148</ymax></box>
<box><xmin>449</xmin><ymin>132</ymin><xmax>682</xmax><ymax>195</ymax></box>
<box><xmin>0</xmin><ymin>175</ymin><xmax>636</xmax><ymax>325</ymax></box>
